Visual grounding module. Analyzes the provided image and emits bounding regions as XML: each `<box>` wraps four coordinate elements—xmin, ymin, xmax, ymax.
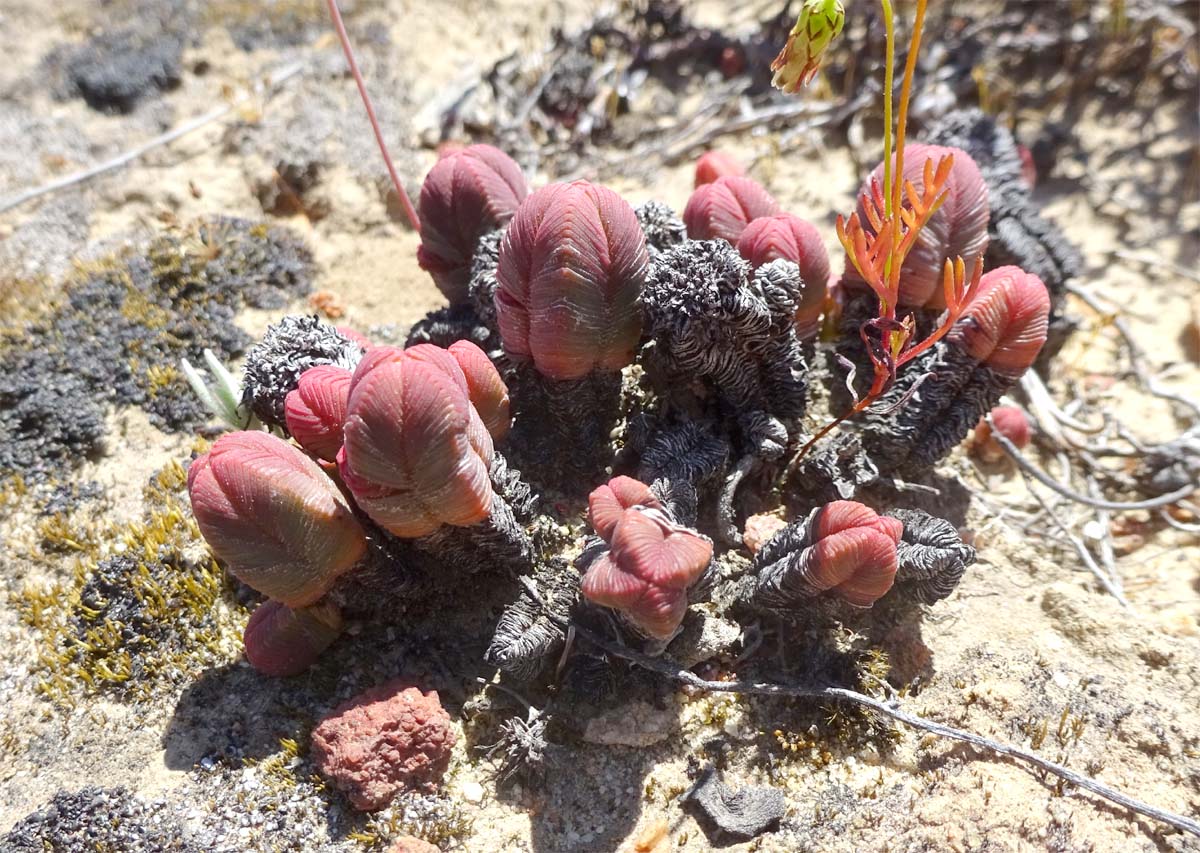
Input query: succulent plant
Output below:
<box><xmin>969</xmin><ymin>404</ymin><xmax>1031</xmax><ymax>463</ymax></box>
<box><xmin>579</xmin><ymin>476</ymin><xmax>714</xmax><ymax>640</ymax></box>
<box><xmin>496</xmin><ymin>181</ymin><xmax>647</xmax><ymax>381</ymax></box>
<box><xmin>339</xmin><ymin>344</ymin><xmax>497</xmax><ymax>538</ymax></box>
<box><xmin>494</xmin><ymin>180</ymin><xmax>649</xmax><ymax>485</ymax></box>
<box><xmin>683</xmin><ymin>175</ymin><xmax>781</xmax><ymax>244</ymax></box>
<box><xmin>925</xmin><ymin>109</ymin><xmax>1081</xmax><ymax>302</ymax></box>
<box><xmin>416</xmin><ymin>144</ymin><xmax>528</xmax><ymax>305</ymax></box>
<box><xmin>737</xmin><ymin>213</ymin><xmax>832</xmax><ymax>341</ymax></box>
<box><xmin>802</xmin><ymin>265</ymin><xmax>1051</xmax><ymax>497</ymax></box>
<box><xmin>179</xmin><ymin>140</ymin><xmax>1049</xmax><ymax>716</ymax></box>
<box><xmin>243</xmin><ymin>599</ymin><xmax>344</xmax><ymax>677</ymax></box>
<box><xmin>340</xmin><ymin>341</ymin><xmax>532</xmax><ymax>574</ymax></box>
<box><xmin>284</xmin><ymin>364</ymin><xmax>353</xmax><ymax>462</ymax></box>
<box><xmin>693</xmin><ymin>150</ymin><xmax>745</xmax><ymax>187</ymax></box>
<box><xmin>187</xmin><ymin>430</ymin><xmax>368</xmax><ymax>606</ymax></box>
<box><xmin>241</xmin><ymin>315</ymin><xmax>364</xmax><ymax>429</ymax></box>
<box><xmin>740</xmin><ymin>500</ymin><xmax>902</xmax><ymax>613</ymax></box>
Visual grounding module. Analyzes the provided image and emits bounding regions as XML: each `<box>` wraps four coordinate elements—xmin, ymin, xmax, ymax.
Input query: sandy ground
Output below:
<box><xmin>0</xmin><ymin>1</ymin><xmax>1198</xmax><ymax>851</ymax></box>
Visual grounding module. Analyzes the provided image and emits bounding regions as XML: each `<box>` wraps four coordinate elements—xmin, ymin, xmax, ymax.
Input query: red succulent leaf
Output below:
<box><xmin>495</xmin><ymin>181</ymin><xmax>648</xmax><ymax>381</ymax></box>
<box><xmin>807</xmin><ymin>501</ymin><xmax>902</xmax><ymax>607</ymax></box>
<box><xmin>582</xmin><ymin>477</ymin><xmax>711</xmax><ymax>639</ymax></box>
<box><xmin>948</xmin><ymin>265</ymin><xmax>1050</xmax><ymax>376</ymax></box>
<box><xmin>285</xmin><ymin>365</ymin><xmax>353</xmax><ymax>462</ymax></box>
<box><xmin>187</xmin><ymin>431</ymin><xmax>367</xmax><ymax>606</ymax></box>
<box><xmin>447</xmin><ymin>340</ymin><xmax>511</xmax><ymax>440</ymax></box>
<box><xmin>243</xmin><ymin>599</ymin><xmax>343</xmax><ymax>677</ymax></box>
<box><xmin>416</xmin><ymin>144</ymin><xmax>529</xmax><ymax>304</ymax></box>
<box><xmin>988</xmin><ymin>405</ymin><xmax>1032</xmax><ymax>448</ymax></box>
<box><xmin>694</xmin><ymin>150</ymin><xmax>745</xmax><ymax>187</ymax></box>
<box><xmin>340</xmin><ymin>346</ymin><xmax>494</xmax><ymax>538</ymax></box>
<box><xmin>683</xmin><ymin>175</ymin><xmax>781</xmax><ymax>244</ymax></box>
<box><xmin>587</xmin><ymin>475</ymin><xmax>662</xmax><ymax>542</ymax></box>
<box><xmin>737</xmin><ymin>213</ymin><xmax>832</xmax><ymax>340</ymax></box>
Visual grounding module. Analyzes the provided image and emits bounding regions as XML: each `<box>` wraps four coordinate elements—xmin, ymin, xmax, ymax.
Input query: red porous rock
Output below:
<box><xmin>311</xmin><ymin>680</ymin><xmax>456</xmax><ymax>811</ymax></box>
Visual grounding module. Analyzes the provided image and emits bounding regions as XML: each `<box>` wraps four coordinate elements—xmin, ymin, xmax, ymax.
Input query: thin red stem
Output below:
<box><xmin>324</xmin><ymin>0</ymin><xmax>421</xmax><ymax>233</ymax></box>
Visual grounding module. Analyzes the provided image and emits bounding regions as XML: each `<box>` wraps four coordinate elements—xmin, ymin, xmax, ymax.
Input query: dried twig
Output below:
<box><xmin>986</xmin><ymin>420</ymin><xmax>1197</xmax><ymax>511</ymax></box>
<box><xmin>1019</xmin><ymin>468</ymin><xmax>1129</xmax><ymax>607</ymax></box>
<box><xmin>512</xmin><ymin>581</ymin><xmax>1197</xmax><ymax>837</ymax></box>
<box><xmin>1067</xmin><ymin>282</ymin><xmax>1200</xmax><ymax>423</ymax></box>
<box><xmin>0</xmin><ymin>63</ymin><xmax>304</xmax><ymax>215</ymax></box>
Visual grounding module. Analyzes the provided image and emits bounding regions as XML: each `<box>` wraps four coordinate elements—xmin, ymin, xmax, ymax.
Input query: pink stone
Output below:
<box><xmin>312</xmin><ymin>680</ymin><xmax>456</xmax><ymax>811</ymax></box>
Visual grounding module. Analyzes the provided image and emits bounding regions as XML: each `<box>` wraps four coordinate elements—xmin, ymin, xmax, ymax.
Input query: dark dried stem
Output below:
<box><xmin>325</xmin><ymin>0</ymin><xmax>421</xmax><ymax>232</ymax></box>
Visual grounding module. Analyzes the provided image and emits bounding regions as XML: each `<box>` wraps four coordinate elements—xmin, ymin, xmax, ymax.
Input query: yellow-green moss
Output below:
<box><xmin>11</xmin><ymin>460</ymin><xmax>244</xmax><ymax>705</ymax></box>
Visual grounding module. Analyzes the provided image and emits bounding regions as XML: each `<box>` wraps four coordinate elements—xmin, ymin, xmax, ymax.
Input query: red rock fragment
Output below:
<box><xmin>311</xmin><ymin>680</ymin><xmax>456</xmax><ymax>811</ymax></box>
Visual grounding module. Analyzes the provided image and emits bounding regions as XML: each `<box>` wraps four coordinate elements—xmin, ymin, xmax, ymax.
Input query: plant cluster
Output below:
<box><xmin>176</xmin><ymin>2</ymin><xmax>1057</xmax><ymax>755</ymax></box>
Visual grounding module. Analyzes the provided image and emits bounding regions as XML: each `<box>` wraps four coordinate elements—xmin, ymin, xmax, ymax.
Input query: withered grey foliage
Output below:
<box><xmin>486</xmin><ymin>560</ymin><xmax>579</xmax><ymax>681</ymax></box>
<box><xmin>635</xmin><ymin>200</ymin><xmax>688</xmax><ymax>257</ymax></box>
<box><xmin>468</xmin><ymin>229</ymin><xmax>505</xmax><ymax>333</ymax></box>
<box><xmin>643</xmin><ymin>240</ymin><xmax>808</xmax><ymax>425</ymax></box>
<box><xmin>793</xmin><ymin>432</ymin><xmax>881</xmax><ymax>502</ymax></box>
<box><xmin>858</xmin><ymin>343</ymin><xmax>1013</xmax><ymax>474</ymax></box>
<box><xmin>802</xmin><ymin>341</ymin><xmax>1014</xmax><ymax>499</ymax></box>
<box><xmin>406</xmin><ymin>228</ymin><xmax>506</xmax><ymax>350</ymax></box>
<box><xmin>926</xmin><ymin>109</ymin><xmax>1081</xmax><ymax>299</ymax></box>
<box><xmin>636</xmin><ymin>418</ymin><xmax>731</xmax><ymax>525</ymax></box>
<box><xmin>1134</xmin><ymin>434</ymin><xmax>1200</xmax><ymax>496</ymax></box>
<box><xmin>404</xmin><ymin>303</ymin><xmax>492</xmax><ymax>349</ymax></box>
<box><xmin>490</xmin><ymin>452</ymin><xmax>537</xmax><ymax>521</ymax></box>
<box><xmin>240</xmin><ymin>314</ymin><xmax>362</xmax><ymax>427</ymax></box>
<box><xmin>683</xmin><ymin>765</ymin><xmax>785</xmax><ymax>841</ymax></box>
<box><xmin>507</xmin><ymin>367</ymin><xmax>623</xmax><ymax>486</ymax></box>
<box><xmin>483</xmin><ymin>708</ymin><xmax>556</xmax><ymax>785</ymax></box>
<box><xmin>885</xmin><ymin>509</ymin><xmax>975</xmax><ymax>605</ymax></box>
<box><xmin>413</xmin><ymin>492</ymin><xmax>532</xmax><ymax>577</ymax></box>
<box><xmin>738</xmin><ymin>504</ymin><xmax>827</xmax><ymax>614</ymax></box>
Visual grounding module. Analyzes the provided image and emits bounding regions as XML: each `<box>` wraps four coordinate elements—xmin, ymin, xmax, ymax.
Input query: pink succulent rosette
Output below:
<box><xmin>495</xmin><ymin>181</ymin><xmax>648</xmax><ymax>381</ymax></box>
<box><xmin>694</xmin><ymin>150</ymin><xmax>745</xmax><ymax>187</ymax></box>
<box><xmin>737</xmin><ymin>213</ymin><xmax>832</xmax><ymax>340</ymax></box>
<box><xmin>243</xmin><ymin>599</ymin><xmax>343</xmax><ymax>677</ymax></box>
<box><xmin>285</xmin><ymin>364</ymin><xmax>353</xmax><ymax>462</ymax></box>
<box><xmin>581</xmin><ymin>476</ymin><xmax>713</xmax><ymax>639</ymax></box>
<box><xmin>949</xmin><ymin>265</ymin><xmax>1050</xmax><ymax>376</ymax></box>
<box><xmin>683</xmin><ymin>175</ymin><xmax>781</xmax><ymax>245</ymax></box>
<box><xmin>339</xmin><ymin>345</ymin><xmax>497</xmax><ymax>538</ymax></box>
